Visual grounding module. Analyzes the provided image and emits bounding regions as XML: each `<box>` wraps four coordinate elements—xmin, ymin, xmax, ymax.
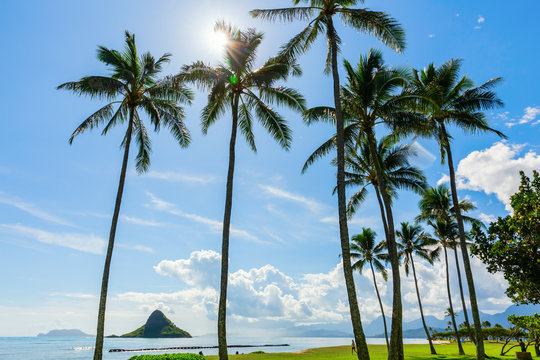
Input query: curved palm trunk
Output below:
<box><xmin>444</xmin><ymin>246</ymin><xmax>465</xmax><ymax>355</ymax></box>
<box><xmin>441</xmin><ymin>124</ymin><xmax>485</xmax><ymax>359</ymax></box>
<box><xmin>373</xmin><ymin>185</ymin><xmax>389</xmax><ymax>240</ymax></box>
<box><xmin>370</xmin><ymin>261</ymin><xmax>389</xmax><ymax>350</ymax></box>
<box><xmin>93</xmin><ymin>112</ymin><xmax>134</xmax><ymax>360</ymax></box>
<box><xmin>218</xmin><ymin>94</ymin><xmax>240</xmax><ymax>360</ymax></box>
<box><xmin>366</xmin><ymin>130</ymin><xmax>403</xmax><ymax>360</ymax></box>
<box><xmin>410</xmin><ymin>256</ymin><xmax>437</xmax><ymax>354</ymax></box>
<box><xmin>326</xmin><ymin>17</ymin><xmax>369</xmax><ymax>360</ymax></box>
<box><xmin>452</xmin><ymin>246</ymin><xmax>474</xmax><ymax>344</ymax></box>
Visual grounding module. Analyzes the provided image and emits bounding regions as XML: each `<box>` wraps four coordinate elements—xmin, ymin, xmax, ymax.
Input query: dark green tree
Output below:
<box><xmin>471</xmin><ymin>171</ymin><xmax>540</xmax><ymax>304</ymax></box>
<box><xmin>410</xmin><ymin>59</ymin><xmax>505</xmax><ymax>359</ymax></box>
<box><xmin>396</xmin><ymin>222</ymin><xmax>440</xmax><ymax>354</ymax></box>
<box><xmin>251</xmin><ymin>3</ymin><xmax>406</xmax><ymax>359</ymax></box>
<box><xmin>508</xmin><ymin>314</ymin><xmax>540</xmax><ymax>356</ymax></box>
<box><xmin>350</xmin><ymin>228</ymin><xmax>390</xmax><ymax>349</ymax></box>
<box><xmin>58</xmin><ymin>31</ymin><xmax>193</xmax><ymax>360</ymax></box>
<box><xmin>179</xmin><ymin>22</ymin><xmax>305</xmax><ymax>360</ymax></box>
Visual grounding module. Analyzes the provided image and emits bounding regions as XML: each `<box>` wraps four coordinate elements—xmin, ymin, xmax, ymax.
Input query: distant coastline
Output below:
<box><xmin>37</xmin><ymin>329</ymin><xmax>92</xmax><ymax>337</ymax></box>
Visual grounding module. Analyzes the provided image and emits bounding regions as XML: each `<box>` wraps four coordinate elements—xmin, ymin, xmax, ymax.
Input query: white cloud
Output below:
<box><xmin>0</xmin><ymin>192</ymin><xmax>74</xmax><ymax>227</ymax></box>
<box><xmin>142</xmin><ymin>170</ymin><xmax>216</xmax><ymax>184</ymax></box>
<box><xmin>446</xmin><ymin>142</ymin><xmax>540</xmax><ymax>210</ymax></box>
<box><xmin>146</xmin><ymin>192</ymin><xmax>264</xmax><ymax>244</ymax></box>
<box><xmin>49</xmin><ymin>292</ymin><xmax>96</xmax><ymax>299</ymax></box>
<box><xmin>117</xmin><ymin>243</ymin><xmax>154</xmax><ymax>253</ymax></box>
<box><xmin>258</xmin><ymin>185</ymin><xmax>324</xmax><ymax>212</ymax></box>
<box><xmin>478</xmin><ymin>213</ymin><xmax>496</xmax><ymax>224</ymax></box>
<box><xmin>428</xmin><ymin>34</ymin><xmax>435</xmax><ymax>38</ymax></box>
<box><xmin>140</xmin><ymin>302</ymin><xmax>175</xmax><ymax>314</ymax></box>
<box><xmin>113</xmin><ymin>248</ymin><xmax>512</xmax><ymax>334</ymax></box>
<box><xmin>474</xmin><ymin>25</ymin><xmax>481</xmax><ymax>30</ymax></box>
<box><xmin>477</xmin><ymin>15</ymin><xmax>485</xmax><ymax>23</ymax></box>
<box><xmin>0</xmin><ymin>224</ymin><xmax>105</xmax><ymax>254</ymax></box>
<box><xmin>505</xmin><ymin>106</ymin><xmax>540</xmax><ymax>127</ymax></box>
<box><xmin>410</xmin><ymin>141</ymin><xmax>437</xmax><ymax>169</ymax></box>
<box><xmin>154</xmin><ymin>250</ymin><xmax>221</xmax><ymax>288</ymax></box>
<box><xmin>120</xmin><ymin>215</ymin><xmax>164</xmax><ymax>227</ymax></box>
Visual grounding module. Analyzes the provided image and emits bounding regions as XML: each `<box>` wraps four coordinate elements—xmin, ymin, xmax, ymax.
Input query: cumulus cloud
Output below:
<box><xmin>140</xmin><ymin>302</ymin><xmax>175</xmax><ymax>314</ymax></box>
<box><xmin>154</xmin><ymin>250</ymin><xmax>221</xmax><ymax>288</ymax></box>
<box><xmin>477</xmin><ymin>15</ymin><xmax>485</xmax><ymax>23</ymax></box>
<box><xmin>0</xmin><ymin>224</ymin><xmax>105</xmax><ymax>254</ymax></box>
<box><xmin>117</xmin><ymin>249</ymin><xmax>512</xmax><ymax>332</ymax></box>
<box><xmin>0</xmin><ymin>192</ymin><xmax>74</xmax><ymax>227</ymax></box>
<box><xmin>478</xmin><ymin>213</ymin><xmax>496</xmax><ymax>224</ymax></box>
<box><xmin>440</xmin><ymin>142</ymin><xmax>540</xmax><ymax>210</ymax></box>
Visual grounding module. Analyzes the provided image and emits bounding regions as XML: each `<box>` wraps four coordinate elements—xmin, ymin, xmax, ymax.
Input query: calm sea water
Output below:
<box><xmin>0</xmin><ymin>335</ymin><xmax>429</xmax><ymax>360</ymax></box>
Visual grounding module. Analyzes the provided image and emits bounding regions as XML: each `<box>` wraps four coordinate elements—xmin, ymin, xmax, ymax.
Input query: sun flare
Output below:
<box><xmin>210</xmin><ymin>30</ymin><xmax>228</xmax><ymax>52</ymax></box>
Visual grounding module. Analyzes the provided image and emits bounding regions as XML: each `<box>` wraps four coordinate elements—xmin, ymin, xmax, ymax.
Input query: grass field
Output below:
<box><xmin>205</xmin><ymin>342</ymin><xmax>535</xmax><ymax>360</ymax></box>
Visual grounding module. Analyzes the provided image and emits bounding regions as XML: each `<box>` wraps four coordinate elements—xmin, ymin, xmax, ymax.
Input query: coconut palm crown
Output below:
<box><xmin>58</xmin><ymin>31</ymin><xmax>193</xmax><ymax>360</ymax></box>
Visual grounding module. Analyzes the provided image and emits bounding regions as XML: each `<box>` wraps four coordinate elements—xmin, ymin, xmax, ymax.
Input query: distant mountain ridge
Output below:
<box><xmin>284</xmin><ymin>304</ymin><xmax>540</xmax><ymax>337</ymax></box>
<box><xmin>37</xmin><ymin>329</ymin><xmax>91</xmax><ymax>337</ymax></box>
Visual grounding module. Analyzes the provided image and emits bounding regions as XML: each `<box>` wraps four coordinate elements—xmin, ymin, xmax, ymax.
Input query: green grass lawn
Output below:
<box><xmin>205</xmin><ymin>341</ymin><xmax>535</xmax><ymax>360</ymax></box>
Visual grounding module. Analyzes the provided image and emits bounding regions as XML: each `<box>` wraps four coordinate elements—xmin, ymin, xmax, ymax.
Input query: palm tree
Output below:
<box><xmin>350</xmin><ymin>228</ymin><xmax>390</xmax><ymax>349</ymax></box>
<box><xmin>417</xmin><ymin>185</ymin><xmax>478</xmax><ymax>344</ymax></box>
<box><xmin>411</xmin><ymin>60</ymin><xmax>505</xmax><ymax>359</ymax></box>
<box><xmin>58</xmin><ymin>31</ymin><xmax>193</xmax><ymax>360</ymax></box>
<box><xmin>396</xmin><ymin>222</ymin><xmax>440</xmax><ymax>354</ymax></box>
<box><xmin>428</xmin><ymin>219</ymin><xmax>465</xmax><ymax>355</ymax></box>
<box><xmin>302</xmin><ymin>50</ymin><xmax>426</xmax><ymax>360</ymax></box>
<box><xmin>179</xmin><ymin>22</ymin><xmax>305</xmax><ymax>360</ymax></box>
<box><xmin>251</xmin><ymin>4</ymin><xmax>406</xmax><ymax>359</ymax></box>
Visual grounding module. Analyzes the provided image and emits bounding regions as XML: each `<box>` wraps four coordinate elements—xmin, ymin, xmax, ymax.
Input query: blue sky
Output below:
<box><xmin>1</xmin><ymin>0</ymin><xmax>539</xmax><ymax>337</ymax></box>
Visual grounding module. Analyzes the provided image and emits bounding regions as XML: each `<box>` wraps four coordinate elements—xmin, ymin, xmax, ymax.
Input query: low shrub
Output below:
<box><xmin>128</xmin><ymin>353</ymin><xmax>205</xmax><ymax>360</ymax></box>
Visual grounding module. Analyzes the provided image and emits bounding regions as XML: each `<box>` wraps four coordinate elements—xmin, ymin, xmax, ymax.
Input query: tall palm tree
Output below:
<box><xmin>416</xmin><ymin>185</ymin><xmax>478</xmax><ymax>344</ymax></box>
<box><xmin>301</xmin><ymin>50</ymin><xmax>425</xmax><ymax>360</ymax></box>
<box><xmin>251</xmin><ymin>4</ymin><xmax>406</xmax><ymax>359</ymax></box>
<box><xmin>350</xmin><ymin>228</ymin><xmax>390</xmax><ymax>349</ymax></box>
<box><xmin>427</xmin><ymin>219</ymin><xmax>465</xmax><ymax>355</ymax></box>
<box><xmin>396</xmin><ymin>222</ymin><xmax>440</xmax><ymax>354</ymax></box>
<box><xmin>58</xmin><ymin>31</ymin><xmax>193</xmax><ymax>360</ymax></box>
<box><xmin>179</xmin><ymin>22</ymin><xmax>305</xmax><ymax>360</ymax></box>
<box><xmin>411</xmin><ymin>60</ymin><xmax>505</xmax><ymax>359</ymax></box>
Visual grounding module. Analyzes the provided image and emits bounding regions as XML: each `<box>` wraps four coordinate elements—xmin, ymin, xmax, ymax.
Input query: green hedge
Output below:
<box><xmin>128</xmin><ymin>353</ymin><xmax>205</xmax><ymax>360</ymax></box>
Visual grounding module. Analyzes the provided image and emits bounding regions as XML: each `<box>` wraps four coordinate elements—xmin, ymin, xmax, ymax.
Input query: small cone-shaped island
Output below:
<box><xmin>111</xmin><ymin>310</ymin><xmax>191</xmax><ymax>338</ymax></box>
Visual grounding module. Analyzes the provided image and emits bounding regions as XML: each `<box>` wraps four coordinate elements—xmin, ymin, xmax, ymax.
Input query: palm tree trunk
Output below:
<box><xmin>218</xmin><ymin>93</ymin><xmax>240</xmax><ymax>360</ymax></box>
<box><xmin>370</xmin><ymin>261</ymin><xmax>389</xmax><ymax>350</ymax></box>
<box><xmin>410</xmin><ymin>256</ymin><xmax>437</xmax><ymax>354</ymax></box>
<box><xmin>326</xmin><ymin>16</ymin><xmax>369</xmax><ymax>360</ymax></box>
<box><xmin>444</xmin><ymin>246</ymin><xmax>465</xmax><ymax>355</ymax></box>
<box><xmin>365</xmin><ymin>130</ymin><xmax>403</xmax><ymax>360</ymax></box>
<box><xmin>93</xmin><ymin>110</ymin><xmax>134</xmax><ymax>360</ymax></box>
<box><xmin>452</xmin><ymin>246</ymin><xmax>474</xmax><ymax>344</ymax></box>
<box><xmin>441</xmin><ymin>124</ymin><xmax>485</xmax><ymax>359</ymax></box>
<box><xmin>373</xmin><ymin>185</ymin><xmax>389</xmax><ymax>240</ymax></box>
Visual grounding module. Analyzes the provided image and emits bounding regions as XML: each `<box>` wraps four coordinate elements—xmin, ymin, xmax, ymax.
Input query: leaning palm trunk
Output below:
<box><xmin>442</xmin><ymin>125</ymin><xmax>485</xmax><ymax>359</ymax></box>
<box><xmin>218</xmin><ymin>94</ymin><xmax>240</xmax><ymax>360</ymax></box>
<box><xmin>452</xmin><ymin>246</ymin><xmax>475</xmax><ymax>344</ymax></box>
<box><xmin>366</xmin><ymin>131</ymin><xmax>403</xmax><ymax>360</ymax></box>
<box><xmin>410</xmin><ymin>256</ymin><xmax>437</xmax><ymax>354</ymax></box>
<box><xmin>370</xmin><ymin>261</ymin><xmax>389</xmax><ymax>349</ymax></box>
<box><xmin>327</xmin><ymin>17</ymin><xmax>369</xmax><ymax>360</ymax></box>
<box><xmin>93</xmin><ymin>114</ymin><xmax>134</xmax><ymax>360</ymax></box>
<box><xmin>444</xmin><ymin>246</ymin><xmax>465</xmax><ymax>355</ymax></box>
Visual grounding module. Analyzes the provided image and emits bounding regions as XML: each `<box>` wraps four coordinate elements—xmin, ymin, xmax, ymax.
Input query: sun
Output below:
<box><xmin>210</xmin><ymin>30</ymin><xmax>228</xmax><ymax>53</ymax></box>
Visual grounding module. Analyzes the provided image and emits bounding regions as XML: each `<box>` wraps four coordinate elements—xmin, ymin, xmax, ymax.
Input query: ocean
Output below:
<box><xmin>0</xmin><ymin>336</ymin><xmax>429</xmax><ymax>359</ymax></box>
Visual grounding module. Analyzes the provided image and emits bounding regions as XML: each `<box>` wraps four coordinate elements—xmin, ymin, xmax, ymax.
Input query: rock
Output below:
<box><xmin>116</xmin><ymin>310</ymin><xmax>191</xmax><ymax>338</ymax></box>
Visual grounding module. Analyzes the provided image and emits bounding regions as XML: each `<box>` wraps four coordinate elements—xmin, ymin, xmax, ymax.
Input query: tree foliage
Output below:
<box><xmin>471</xmin><ymin>171</ymin><xmax>540</xmax><ymax>304</ymax></box>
